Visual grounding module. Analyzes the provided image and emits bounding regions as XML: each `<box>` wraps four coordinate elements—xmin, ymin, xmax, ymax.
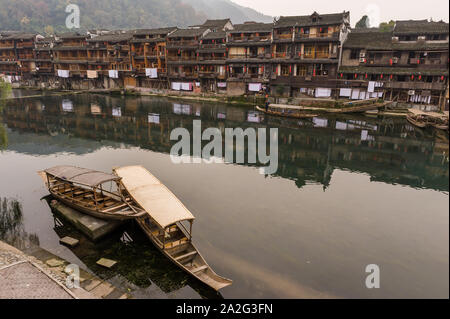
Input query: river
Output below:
<box><xmin>0</xmin><ymin>91</ymin><xmax>448</xmax><ymax>298</ymax></box>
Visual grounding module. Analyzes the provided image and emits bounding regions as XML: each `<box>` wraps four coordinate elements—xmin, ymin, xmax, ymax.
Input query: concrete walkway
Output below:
<box><xmin>0</xmin><ymin>241</ymin><xmax>129</xmax><ymax>299</ymax></box>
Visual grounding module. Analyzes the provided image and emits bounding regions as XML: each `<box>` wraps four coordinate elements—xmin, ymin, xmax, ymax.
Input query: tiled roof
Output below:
<box><xmin>168</xmin><ymin>28</ymin><xmax>208</xmax><ymax>38</ymax></box>
<box><xmin>344</xmin><ymin>28</ymin><xmax>449</xmax><ymax>50</ymax></box>
<box><xmin>2</xmin><ymin>33</ymin><xmax>37</xmax><ymax>40</ymax></box>
<box><xmin>88</xmin><ymin>33</ymin><xmax>132</xmax><ymax>42</ymax></box>
<box><xmin>344</xmin><ymin>30</ymin><xmax>393</xmax><ymax>50</ymax></box>
<box><xmin>201</xmin><ymin>19</ymin><xmax>231</xmax><ymax>28</ymax></box>
<box><xmin>132</xmin><ymin>27</ymin><xmax>177</xmax><ymax>36</ymax></box>
<box><xmin>274</xmin><ymin>11</ymin><xmax>349</xmax><ymax>28</ymax></box>
<box><xmin>202</xmin><ymin>31</ymin><xmax>226</xmax><ymax>39</ymax></box>
<box><xmin>394</xmin><ymin>20</ymin><xmax>449</xmax><ymax>35</ymax></box>
<box><xmin>229</xmin><ymin>23</ymin><xmax>273</xmax><ymax>33</ymax></box>
<box><xmin>57</xmin><ymin>32</ymin><xmax>88</xmax><ymax>39</ymax></box>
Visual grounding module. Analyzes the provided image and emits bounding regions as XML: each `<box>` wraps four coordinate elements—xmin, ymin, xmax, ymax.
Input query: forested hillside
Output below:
<box><xmin>0</xmin><ymin>0</ymin><xmax>272</xmax><ymax>34</ymax></box>
<box><xmin>0</xmin><ymin>0</ymin><xmax>206</xmax><ymax>33</ymax></box>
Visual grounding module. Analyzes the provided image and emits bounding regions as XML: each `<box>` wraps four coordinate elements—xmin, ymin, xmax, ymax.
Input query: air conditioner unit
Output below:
<box><xmin>417</xmin><ymin>36</ymin><xmax>426</xmax><ymax>41</ymax></box>
<box><xmin>359</xmin><ymin>52</ymin><xmax>366</xmax><ymax>58</ymax></box>
<box><xmin>408</xmin><ymin>90</ymin><xmax>415</xmax><ymax>95</ymax></box>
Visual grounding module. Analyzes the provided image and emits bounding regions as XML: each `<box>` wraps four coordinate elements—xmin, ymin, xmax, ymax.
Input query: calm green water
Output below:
<box><xmin>0</xmin><ymin>92</ymin><xmax>448</xmax><ymax>298</ymax></box>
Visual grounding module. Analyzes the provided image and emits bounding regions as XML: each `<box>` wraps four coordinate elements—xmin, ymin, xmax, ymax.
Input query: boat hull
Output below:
<box><xmin>135</xmin><ymin>218</ymin><xmax>232</xmax><ymax>291</ymax></box>
<box><xmin>49</xmin><ymin>189</ymin><xmax>139</xmax><ymax>221</ymax></box>
<box><xmin>406</xmin><ymin>115</ymin><xmax>427</xmax><ymax>128</ymax></box>
<box><xmin>256</xmin><ymin>106</ymin><xmax>318</xmax><ymax>119</ymax></box>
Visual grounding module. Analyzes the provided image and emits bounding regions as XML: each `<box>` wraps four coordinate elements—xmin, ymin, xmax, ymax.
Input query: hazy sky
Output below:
<box><xmin>232</xmin><ymin>0</ymin><xmax>449</xmax><ymax>27</ymax></box>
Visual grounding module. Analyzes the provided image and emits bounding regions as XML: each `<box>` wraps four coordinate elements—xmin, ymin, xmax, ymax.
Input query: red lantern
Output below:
<box><xmin>365</xmin><ymin>73</ymin><xmax>368</xmax><ymax>79</ymax></box>
<box><xmin>354</xmin><ymin>73</ymin><xmax>357</xmax><ymax>79</ymax></box>
<box><xmin>313</xmin><ymin>69</ymin><xmax>316</xmax><ymax>76</ymax></box>
<box><xmin>418</xmin><ymin>75</ymin><xmax>422</xmax><ymax>80</ymax></box>
<box><xmin>289</xmin><ymin>65</ymin><xmax>292</xmax><ymax>74</ymax></box>
<box><xmin>389</xmin><ymin>59</ymin><xmax>393</xmax><ymax>65</ymax></box>
<box><xmin>340</xmin><ymin>73</ymin><xmax>343</xmax><ymax>78</ymax></box>
<box><xmin>390</xmin><ymin>74</ymin><xmax>393</xmax><ymax>80</ymax></box>
<box><xmin>417</xmin><ymin>59</ymin><xmax>420</xmax><ymax>64</ymax></box>
<box><xmin>411</xmin><ymin>75</ymin><xmax>414</xmax><ymax>80</ymax></box>
<box><xmin>441</xmin><ymin>76</ymin><xmax>445</xmax><ymax>81</ymax></box>
<box><xmin>380</xmin><ymin>74</ymin><xmax>383</xmax><ymax>79</ymax></box>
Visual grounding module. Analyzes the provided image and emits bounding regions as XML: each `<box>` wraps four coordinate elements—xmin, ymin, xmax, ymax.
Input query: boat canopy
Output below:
<box><xmin>44</xmin><ymin>165</ymin><xmax>121</xmax><ymax>187</ymax></box>
<box><xmin>114</xmin><ymin>166</ymin><xmax>195</xmax><ymax>229</ymax></box>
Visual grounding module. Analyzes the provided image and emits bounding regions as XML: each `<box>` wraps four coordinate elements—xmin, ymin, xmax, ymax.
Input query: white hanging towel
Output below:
<box><xmin>112</xmin><ymin>107</ymin><xmax>122</xmax><ymax>117</ymax></box>
<box><xmin>173</xmin><ymin>103</ymin><xmax>182</xmax><ymax>113</ymax></box>
<box><xmin>368</xmin><ymin>81</ymin><xmax>375</xmax><ymax>93</ymax></box>
<box><xmin>87</xmin><ymin>70</ymin><xmax>98</xmax><ymax>79</ymax></box>
<box><xmin>181</xmin><ymin>82</ymin><xmax>192</xmax><ymax>91</ymax></box>
<box><xmin>315</xmin><ymin>88</ymin><xmax>332</xmax><ymax>98</ymax></box>
<box><xmin>351</xmin><ymin>89</ymin><xmax>360</xmax><ymax>100</ymax></box>
<box><xmin>313</xmin><ymin>118</ymin><xmax>328</xmax><ymax>128</ymax></box>
<box><xmin>108</xmin><ymin>70</ymin><xmax>119</xmax><ymax>78</ymax></box>
<box><xmin>148</xmin><ymin>113</ymin><xmax>160</xmax><ymax>124</ymax></box>
<box><xmin>146</xmin><ymin>68</ymin><xmax>158</xmax><ymax>78</ymax></box>
<box><xmin>339</xmin><ymin>88</ymin><xmax>352</xmax><ymax>97</ymax></box>
<box><xmin>171</xmin><ymin>82</ymin><xmax>181</xmax><ymax>91</ymax></box>
<box><xmin>335</xmin><ymin>121</ymin><xmax>348</xmax><ymax>130</ymax></box>
<box><xmin>248</xmin><ymin>83</ymin><xmax>262</xmax><ymax>92</ymax></box>
<box><xmin>62</xmin><ymin>99</ymin><xmax>73</xmax><ymax>112</ymax></box>
<box><xmin>57</xmin><ymin>69</ymin><xmax>70</xmax><ymax>78</ymax></box>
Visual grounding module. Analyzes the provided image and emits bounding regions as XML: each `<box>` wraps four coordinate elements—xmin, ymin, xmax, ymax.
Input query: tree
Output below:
<box><xmin>356</xmin><ymin>15</ymin><xmax>370</xmax><ymax>29</ymax></box>
<box><xmin>44</xmin><ymin>25</ymin><xmax>54</xmax><ymax>36</ymax></box>
<box><xmin>379</xmin><ymin>20</ymin><xmax>395</xmax><ymax>32</ymax></box>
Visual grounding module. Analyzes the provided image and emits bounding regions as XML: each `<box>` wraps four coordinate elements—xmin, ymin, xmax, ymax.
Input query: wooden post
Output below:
<box><xmin>189</xmin><ymin>220</ymin><xmax>193</xmax><ymax>241</ymax></box>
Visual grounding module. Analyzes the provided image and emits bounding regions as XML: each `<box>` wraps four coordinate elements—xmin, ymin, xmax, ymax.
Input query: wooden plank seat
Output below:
<box><xmin>101</xmin><ymin>203</ymin><xmax>127</xmax><ymax>213</ymax></box>
<box><xmin>175</xmin><ymin>251</ymin><xmax>197</xmax><ymax>261</ymax></box>
<box><xmin>191</xmin><ymin>265</ymin><xmax>208</xmax><ymax>273</ymax></box>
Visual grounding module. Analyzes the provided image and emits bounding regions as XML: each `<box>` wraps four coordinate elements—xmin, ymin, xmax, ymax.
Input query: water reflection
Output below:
<box><xmin>45</xmin><ymin>197</ymin><xmax>221</xmax><ymax>299</ymax></box>
<box><xmin>0</xmin><ymin>197</ymin><xmax>40</xmax><ymax>250</ymax></box>
<box><xmin>2</xmin><ymin>93</ymin><xmax>448</xmax><ymax>192</ymax></box>
<box><xmin>1</xmin><ymin>92</ymin><xmax>448</xmax><ymax>298</ymax></box>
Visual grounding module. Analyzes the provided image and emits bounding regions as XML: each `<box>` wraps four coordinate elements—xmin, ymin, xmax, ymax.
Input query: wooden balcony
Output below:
<box><xmin>273</xmin><ymin>33</ymin><xmax>293</xmax><ymax>41</ymax></box>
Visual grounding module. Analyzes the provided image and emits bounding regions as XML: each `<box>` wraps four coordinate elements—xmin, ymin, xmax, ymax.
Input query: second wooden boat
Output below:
<box><xmin>39</xmin><ymin>165</ymin><xmax>146</xmax><ymax>220</ymax></box>
<box><xmin>256</xmin><ymin>105</ymin><xmax>318</xmax><ymax>119</ymax></box>
<box><xmin>113</xmin><ymin>165</ymin><xmax>233</xmax><ymax>291</ymax></box>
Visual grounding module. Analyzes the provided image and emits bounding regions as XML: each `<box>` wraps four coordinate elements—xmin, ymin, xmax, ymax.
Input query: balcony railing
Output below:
<box><xmin>167</xmin><ymin>40</ymin><xmax>198</xmax><ymax>47</ymax></box>
<box><xmin>273</xmin><ymin>33</ymin><xmax>292</xmax><ymax>40</ymax></box>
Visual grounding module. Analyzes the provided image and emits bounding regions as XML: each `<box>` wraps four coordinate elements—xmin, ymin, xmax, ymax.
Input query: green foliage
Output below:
<box><xmin>0</xmin><ymin>0</ymin><xmax>208</xmax><ymax>33</ymax></box>
<box><xmin>355</xmin><ymin>15</ymin><xmax>370</xmax><ymax>29</ymax></box>
<box><xmin>379</xmin><ymin>20</ymin><xmax>395</xmax><ymax>32</ymax></box>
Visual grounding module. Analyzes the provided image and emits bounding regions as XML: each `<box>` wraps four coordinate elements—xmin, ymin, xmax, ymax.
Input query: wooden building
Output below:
<box><xmin>130</xmin><ymin>27</ymin><xmax>177</xmax><ymax>88</ymax></box>
<box><xmin>34</xmin><ymin>37</ymin><xmax>55</xmax><ymax>77</ymax></box>
<box><xmin>198</xmin><ymin>31</ymin><xmax>227</xmax><ymax>92</ymax></box>
<box><xmin>270</xmin><ymin>11</ymin><xmax>350</xmax><ymax>97</ymax></box>
<box><xmin>0</xmin><ymin>32</ymin><xmax>41</xmax><ymax>77</ymax></box>
<box><xmin>87</xmin><ymin>32</ymin><xmax>133</xmax><ymax>87</ymax></box>
<box><xmin>340</xmin><ymin>20</ymin><xmax>449</xmax><ymax>110</ymax></box>
<box><xmin>166</xmin><ymin>27</ymin><xmax>210</xmax><ymax>90</ymax></box>
<box><xmin>226</xmin><ymin>22</ymin><xmax>273</xmax><ymax>95</ymax></box>
<box><xmin>53</xmin><ymin>32</ymin><xmax>89</xmax><ymax>79</ymax></box>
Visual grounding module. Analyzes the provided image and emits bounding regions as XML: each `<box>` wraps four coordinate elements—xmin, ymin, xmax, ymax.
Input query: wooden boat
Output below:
<box><xmin>406</xmin><ymin>109</ymin><xmax>449</xmax><ymax>130</ymax></box>
<box><xmin>113</xmin><ymin>165</ymin><xmax>232</xmax><ymax>291</ymax></box>
<box><xmin>406</xmin><ymin>112</ymin><xmax>428</xmax><ymax>128</ymax></box>
<box><xmin>263</xmin><ymin>101</ymin><xmax>387</xmax><ymax>117</ymax></box>
<box><xmin>256</xmin><ymin>105</ymin><xmax>318</xmax><ymax>119</ymax></box>
<box><xmin>38</xmin><ymin>165</ymin><xmax>146</xmax><ymax>221</ymax></box>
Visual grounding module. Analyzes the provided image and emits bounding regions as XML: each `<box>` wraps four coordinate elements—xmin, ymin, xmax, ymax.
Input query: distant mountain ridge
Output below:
<box><xmin>182</xmin><ymin>0</ymin><xmax>273</xmax><ymax>24</ymax></box>
<box><xmin>0</xmin><ymin>0</ymin><xmax>272</xmax><ymax>34</ymax></box>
